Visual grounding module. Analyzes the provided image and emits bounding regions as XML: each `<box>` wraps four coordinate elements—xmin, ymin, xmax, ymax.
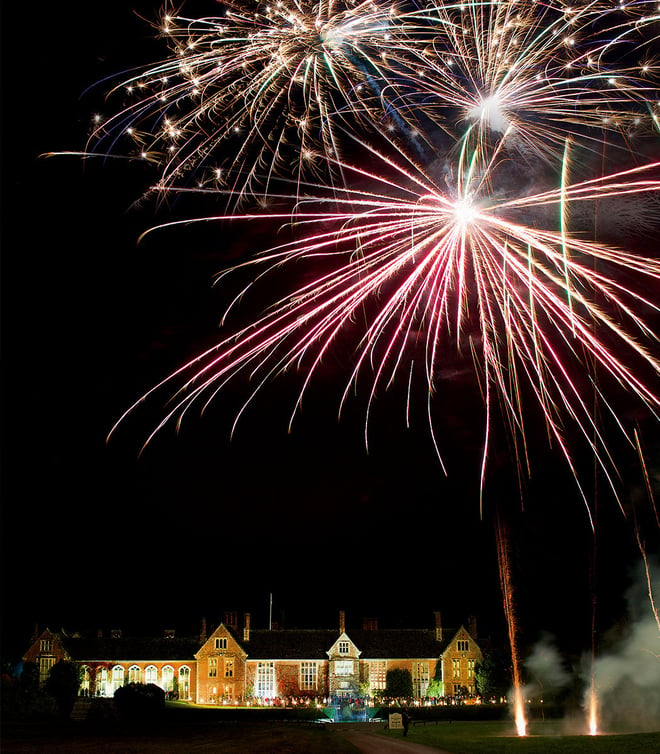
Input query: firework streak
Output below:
<box><xmin>86</xmin><ymin>0</ymin><xmax>659</xmax><ymax>504</ymax></box>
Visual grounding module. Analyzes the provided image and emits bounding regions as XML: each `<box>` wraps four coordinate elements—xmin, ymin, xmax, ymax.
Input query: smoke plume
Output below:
<box><xmin>588</xmin><ymin>559</ymin><xmax>660</xmax><ymax>732</ymax></box>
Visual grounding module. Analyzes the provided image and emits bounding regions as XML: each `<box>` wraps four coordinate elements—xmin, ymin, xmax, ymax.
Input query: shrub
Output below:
<box><xmin>114</xmin><ymin>682</ymin><xmax>165</xmax><ymax>719</ymax></box>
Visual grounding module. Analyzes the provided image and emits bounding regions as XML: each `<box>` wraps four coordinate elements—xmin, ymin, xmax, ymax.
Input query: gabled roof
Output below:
<box><xmin>196</xmin><ymin>623</ymin><xmax>247</xmax><ymax>659</ymax></box>
<box><xmin>327</xmin><ymin>631</ymin><xmax>361</xmax><ymax>657</ymax></box>
<box><xmin>59</xmin><ymin>636</ymin><xmax>199</xmax><ymax>662</ymax></box>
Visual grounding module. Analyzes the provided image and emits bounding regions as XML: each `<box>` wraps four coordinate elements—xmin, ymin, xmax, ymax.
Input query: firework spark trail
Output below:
<box><xmin>496</xmin><ymin>514</ymin><xmax>527</xmax><ymax>736</ymax></box>
<box><xmin>60</xmin><ymin>0</ymin><xmax>658</xmax><ymax>513</ymax></box>
<box><xmin>85</xmin><ymin>0</ymin><xmax>438</xmax><ymax>203</ymax></box>
<box><xmin>78</xmin><ymin>0</ymin><xmax>660</xmax><ymax>201</ymax></box>
<box><xmin>405</xmin><ymin>0</ymin><xmax>659</xmax><ymax>162</ymax></box>
<box><xmin>109</xmin><ymin>135</ymin><xmax>660</xmax><ymax>512</ymax></box>
<box><xmin>633</xmin><ymin>429</ymin><xmax>660</xmax><ymax>636</ymax></box>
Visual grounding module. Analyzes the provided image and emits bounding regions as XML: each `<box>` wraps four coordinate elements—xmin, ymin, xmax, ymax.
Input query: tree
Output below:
<box><xmin>385</xmin><ymin>668</ymin><xmax>413</xmax><ymax>699</ymax></box>
<box><xmin>475</xmin><ymin>649</ymin><xmax>511</xmax><ymax>701</ymax></box>
<box><xmin>426</xmin><ymin>678</ymin><xmax>444</xmax><ymax>698</ymax></box>
<box><xmin>44</xmin><ymin>661</ymin><xmax>80</xmax><ymax>719</ymax></box>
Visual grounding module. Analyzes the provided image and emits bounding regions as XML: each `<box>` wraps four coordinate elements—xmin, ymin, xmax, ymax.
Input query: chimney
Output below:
<box><xmin>433</xmin><ymin>611</ymin><xmax>443</xmax><ymax>642</ymax></box>
<box><xmin>362</xmin><ymin>617</ymin><xmax>378</xmax><ymax>631</ymax></box>
<box><xmin>339</xmin><ymin>610</ymin><xmax>346</xmax><ymax>634</ymax></box>
<box><xmin>200</xmin><ymin>617</ymin><xmax>207</xmax><ymax>643</ymax></box>
<box><xmin>224</xmin><ymin>611</ymin><xmax>238</xmax><ymax>630</ymax></box>
<box><xmin>32</xmin><ymin>623</ymin><xmax>40</xmax><ymax>642</ymax></box>
<box><xmin>468</xmin><ymin>615</ymin><xmax>477</xmax><ymax>639</ymax></box>
<box><xmin>243</xmin><ymin>613</ymin><xmax>251</xmax><ymax>642</ymax></box>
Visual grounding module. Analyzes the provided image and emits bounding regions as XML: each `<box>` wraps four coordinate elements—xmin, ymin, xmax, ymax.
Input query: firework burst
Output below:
<box><xmin>112</xmin><ymin>134</ymin><xmax>660</xmax><ymax>512</ymax></box>
<box><xmin>58</xmin><ymin>0</ymin><xmax>658</xmax><ymax>508</ymax></box>
<box><xmin>86</xmin><ymin>0</ymin><xmax>436</xmax><ymax>204</ymax></box>
<box><xmin>404</xmin><ymin>0</ymin><xmax>660</xmax><ymax>162</ymax></box>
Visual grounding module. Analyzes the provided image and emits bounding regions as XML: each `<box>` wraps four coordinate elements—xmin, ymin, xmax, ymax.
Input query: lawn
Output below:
<box><xmin>376</xmin><ymin>719</ymin><xmax>660</xmax><ymax>753</ymax></box>
<box><xmin>3</xmin><ymin>714</ymin><xmax>659</xmax><ymax>753</ymax></box>
<box><xmin>1</xmin><ymin>721</ymin><xmax>361</xmax><ymax>753</ymax></box>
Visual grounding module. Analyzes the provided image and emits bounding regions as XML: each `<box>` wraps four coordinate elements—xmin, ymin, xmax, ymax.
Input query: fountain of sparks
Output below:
<box><xmin>496</xmin><ymin>516</ymin><xmax>527</xmax><ymax>737</ymax></box>
<box><xmin>587</xmin><ymin>682</ymin><xmax>599</xmax><ymax>736</ymax></box>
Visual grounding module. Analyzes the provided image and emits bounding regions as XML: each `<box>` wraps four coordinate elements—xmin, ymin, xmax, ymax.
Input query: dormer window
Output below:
<box><xmin>215</xmin><ymin>637</ymin><xmax>227</xmax><ymax>650</ymax></box>
<box><xmin>338</xmin><ymin>640</ymin><xmax>349</xmax><ymax>655</ymax></box>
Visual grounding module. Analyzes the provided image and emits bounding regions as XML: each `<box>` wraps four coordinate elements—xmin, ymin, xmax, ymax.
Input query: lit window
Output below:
<box><xmin>413</xmin><ymin>662</ymin><xmax>430</xmax><ymax>697</ymax></box>
<box><xmin>335</xmin><ymin>660</ymin><xmax>354</xmax><ymax>676</ymax></box>
<box><xmin>225</xmin><ymin>659</ymin><xmax>234</xmax><ymax>678</ymax></box>
<box><xmin>209</xmin><ymin>658</ymin><xmax>218</xmax><ymax>677</ymax></box>
<box><xmin>80</xmin><ymin>666</ymin><xmax>91</xmax><ymax>696</ymax></box>
<box><xmin>256</xmin><ymin>662</ymin><xmax>275</xmax><ymax>698</ymax></box>
<box><xmin>338</xmin><ymin>640</ymin><xmax>350</xmax><ymax>654</ymax></box>
<box><xmin>112</xmin><ymin>665</ymin><xmax>125</xmax><ymax>693</ymax></box>
<box><xmin>162</xmin><ymin>666</ymin><xmax>175</xmax><ymax>691</ymax></box>
<box><xmin>96</xmin><ymin>667</ymin><xmax>109</xmax><ymax>696</ymax></box>
<box><xmin>39</xmin><ymin>656</ymin><xmax>56</xmax><ymax>684</ymax></box>
<box><xmin>128</xmin><ymin>665</ymin><xmax>141</xmax><ymax>684</ymax></box>
<box><xmin>215</xmin><ymin>637</ymin><xmax>228</xmax><ymax>650</ymax></box>
<box><xmin>467</xmin><ymin>659</ymin><xmax>475</xmax><ymax>679</ymax></box>
<box><xmin>370</xmin><ymin>661</ymin><xmax>387</xmax><ymax>691</ymax></box>
<box><xmin>40</xmin><ymin>639</ymin><xmax>53</xmax><ymax>653</ymax></box>
<box><xmin>179</xmin><ymin>666</ymin><xmax>191</xmax><ymax>700</ymax></box>
<box><xmin>452</xmin><ymin>659</ymin><xmax>461</xmax><ymax>678</ymax></box>
<box><xmin>300</xmin><ymin>662</ymin><xmax>317</xmax><ymax>690</ymax></box>
<box><xmin>145</xmin><ymin>665</ymin><xmax>158</xmax><ymax>685</ymax></box>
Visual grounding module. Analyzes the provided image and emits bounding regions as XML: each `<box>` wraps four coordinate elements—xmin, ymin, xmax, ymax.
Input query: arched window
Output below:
<box><xmin>145</xmin><ymin>665</ymin><xmax>158</xmax><ymax>685</ymax></box>
<box><xmin>111</xmin><ymin>665</ymin><xmax>125</xmax><ymax>694</ymax></box>
<box><xmin>95</xmin><ymin>667</ymin><xmax>108</xmax><ymax>696</ymax></box>
<box><xmin>128</xmin><ymin>665</ymin><xmax>141</xmax><ymax>684</ymax></box>
<box><xmin>179</xmin><ymin>666</ymin><xmax>191</xmax><ymax>700</ymax></box>
<box><xmin>162</xmin><ymin>665</ymin><xmax>175</xmax><ymax>692</ymax></box>
<box><xmin>80</xmin><ymin>666</ymin><xmax>91</xmax><ymax>697</ymax></box>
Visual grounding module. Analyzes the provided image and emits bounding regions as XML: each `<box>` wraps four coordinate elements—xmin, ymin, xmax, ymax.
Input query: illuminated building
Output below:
<box><xmin>22</xmin><ymin>610</ymin><xmax>483</xmax><ymax>703</ymax></box>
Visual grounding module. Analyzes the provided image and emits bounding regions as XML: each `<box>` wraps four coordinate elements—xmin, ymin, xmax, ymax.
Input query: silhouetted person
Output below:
<box><xmin>402</xmin><ymin>709</ymin><xmax>410</xmax><ymax>736</ymax></box>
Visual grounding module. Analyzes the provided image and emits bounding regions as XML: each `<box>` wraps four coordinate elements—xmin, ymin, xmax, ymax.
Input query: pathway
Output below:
<box><xmin>335</xmin><ymin>724</ymin><xmax>453</xmax><ymax>754</ymax></box>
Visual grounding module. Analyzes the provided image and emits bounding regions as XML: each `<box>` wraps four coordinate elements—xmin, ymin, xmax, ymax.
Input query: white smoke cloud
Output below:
<box><xmin>588</xmin><ymin>559</ymin><xmax>660</xmax><ymax>732</ymax></box>
<box><xmin>524</xmin><ymin>632</ymin><xmax>571</xmax><ymax>700</ymax></box>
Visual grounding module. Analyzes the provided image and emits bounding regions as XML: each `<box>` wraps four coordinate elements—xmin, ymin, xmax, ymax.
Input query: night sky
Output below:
<box><xmin>2</xmin><ymin>2</ymin><xmax>658</xmax><ymax>667</ymax></box>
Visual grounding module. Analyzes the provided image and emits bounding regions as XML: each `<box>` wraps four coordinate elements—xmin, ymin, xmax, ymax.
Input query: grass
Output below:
<box><xmin>376</xmin><ymin>719</ymin><xmax>660</xmax><ymax>753</ymax></box>
<box><xmin>1</xmin><ymin>721</ymin><xmax>361</xmax><ymax>753</ymax></box>
<box><xmin>3</xmin><ymin>709</ymin><xmax>659</xmax><ymax>753</ymax></box>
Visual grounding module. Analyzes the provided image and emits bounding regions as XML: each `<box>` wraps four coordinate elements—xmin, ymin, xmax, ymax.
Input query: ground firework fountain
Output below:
<box><xmin>496</xmin><ymin>516</ymin><xmax>527</xmax><ymax>737</ymax></box>
<box><xmin>587</xmin><ymin>683</ymin><xmax>599</xmax><ymax>736</ymax></box>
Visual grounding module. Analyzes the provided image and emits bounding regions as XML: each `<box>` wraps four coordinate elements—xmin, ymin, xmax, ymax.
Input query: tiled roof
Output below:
<box><xmin>242</xmin><ymin>628</ymin><xmax>454</xmax><ymax>660</ymax></box>
<box><xmin>241</xmin><ymin>630</ymin><xmax>338</xmax><ymax>659</ymax></box>
<box><xmin>345</xmin><ymin>629</ymin><xmax>450</xmax><ymax>658</ymax></box>
<box><xmin>60</xmin><ymin>636</ymin><xmax>199</xmax><ymax>662</ymax></box>
<box><xmin>51</xmin><ymin>625</ymin><xmax>465</xmax><ymax>663</ymax></box>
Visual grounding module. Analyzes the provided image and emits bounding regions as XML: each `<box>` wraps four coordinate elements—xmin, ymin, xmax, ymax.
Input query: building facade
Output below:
<box><xmin>23</xmin><ymin>610</ymin><xmax>483</xmax><ymax>704</ymax></box>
